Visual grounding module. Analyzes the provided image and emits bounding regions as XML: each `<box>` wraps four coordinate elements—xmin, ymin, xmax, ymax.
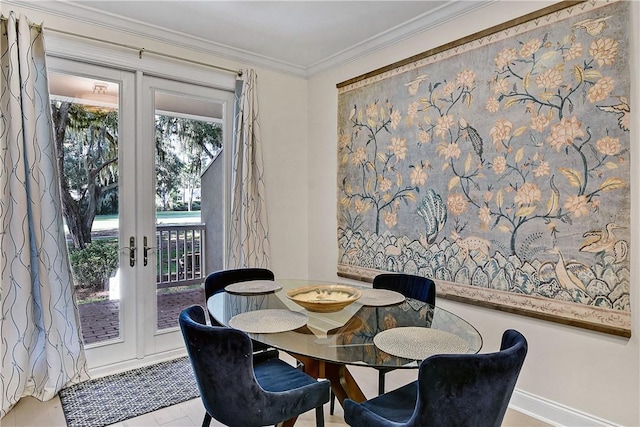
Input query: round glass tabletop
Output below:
<box><xmin>207</xmin><ymin>278</ymin><xmax>482</xmax><ymax>369</ymax></box>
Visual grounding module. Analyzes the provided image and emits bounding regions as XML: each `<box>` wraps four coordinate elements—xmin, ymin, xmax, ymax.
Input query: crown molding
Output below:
<box><xmin>4</xmin><ymin>0</ymin><xmax>493</xmax><ymax>79</ymax></box>
<box><xmin>3</xmin><ymin>0</ymin><xmax>307</xmax><ymax>77</ymax></box>
<box><xmin>306</xmin><ymin>0</ymin><xmax>495</xmax><ymax>76</ymax></box>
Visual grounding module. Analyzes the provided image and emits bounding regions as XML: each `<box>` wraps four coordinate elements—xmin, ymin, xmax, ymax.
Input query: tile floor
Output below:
<box><xmin>3</xmin><ymin>355</ymin><xmax>549</xmax><ymax>427</ymax></box>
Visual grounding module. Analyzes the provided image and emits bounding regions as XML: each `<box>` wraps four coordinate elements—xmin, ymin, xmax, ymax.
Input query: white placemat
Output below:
<box><xmin>229</xmin><ymin>309</ymin><xmax>308</xmax><ymax>333</ymax></box>
<box><xmin>358</xmin><ymin>289</ymin><xmax>405</xmax><ymax>306</ymax></box>
<box><xmin>373</xmin><ymin>327</ymin><xmax>469</xmax><ymax>360</ymax></box>
<box><xmin>225</xmin><ymin>280</ymin><xmax>283</xmax><ymax>295</ymax></box>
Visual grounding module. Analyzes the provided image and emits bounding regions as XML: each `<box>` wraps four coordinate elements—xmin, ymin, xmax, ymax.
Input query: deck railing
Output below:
<box><xmin>156</xmin><ymin>223</ymin><xmax>206</xmax><ymax>289</ymax></box>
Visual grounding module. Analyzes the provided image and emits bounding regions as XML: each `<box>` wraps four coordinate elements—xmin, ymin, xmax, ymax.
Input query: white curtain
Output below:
<box><xmin>228</xmin><ymin>69</ymin><xmax>271</xmax><ymax>268</ymax></box>
<box><xmin>0</xmin><ymin>13</ymin><xmax>87</xmax><ymax>418</ymax></box>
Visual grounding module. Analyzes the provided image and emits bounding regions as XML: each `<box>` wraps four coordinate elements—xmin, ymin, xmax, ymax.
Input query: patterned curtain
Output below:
<box><xmin>228</xmin><ymin>69</ymin><xmax>271</xmax><ymax>268</ymax></box>
<box><xmin>0</xmin><ymin>13</ymin><xmax>87</xmax><ymax>418</ymax></box>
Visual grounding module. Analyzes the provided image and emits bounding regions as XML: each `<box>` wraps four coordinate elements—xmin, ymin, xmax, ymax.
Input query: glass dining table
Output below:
<box><xmin>207</xmin><ymin>278</ymin><xmax>482</xmax><ymax>416</ymax></box>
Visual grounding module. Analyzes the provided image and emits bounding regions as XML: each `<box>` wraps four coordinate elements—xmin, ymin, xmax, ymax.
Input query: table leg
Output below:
<box><xmin>292</xmin><ymin>354</ymin><xmax>367</xmax><ymax>410</ymax></box>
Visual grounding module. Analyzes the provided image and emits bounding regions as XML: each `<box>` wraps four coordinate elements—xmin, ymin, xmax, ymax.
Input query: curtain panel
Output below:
<box><xmin>228</xmin><ymin>69</ymin><xmax>271</xmax><ymax>268</ymax></box>
<box><xmin>0</xmin><ymin>13</ymin><xmax>87</xmax><ymax>418</ymax></box>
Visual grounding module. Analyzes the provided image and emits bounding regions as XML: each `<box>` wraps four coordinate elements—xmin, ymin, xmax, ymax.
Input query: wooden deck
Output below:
<box><xmin>77</xmin><ymin>287</ymin><xmax>205</xmax><ymax>344</ymax></box>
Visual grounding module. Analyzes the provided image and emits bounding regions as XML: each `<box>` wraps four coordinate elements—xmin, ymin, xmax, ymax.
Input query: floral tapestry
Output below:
<box><xmin>336</xmin><ymin>0</ymin><xmax>631</xmax><ymax>336</ymax></box>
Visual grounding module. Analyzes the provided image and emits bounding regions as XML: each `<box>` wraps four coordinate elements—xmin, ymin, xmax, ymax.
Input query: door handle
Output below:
<box><xmin>129</xmin><ymin>236</ymin><xmax>136</xmax><ymax>267</ymax></box>
<box><xmin>143</xmin><ymin>236</ymin><xmax>149</xmax><ymax>266</ymax></box>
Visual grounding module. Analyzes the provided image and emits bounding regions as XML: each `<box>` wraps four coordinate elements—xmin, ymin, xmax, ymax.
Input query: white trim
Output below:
<box><xmin>306</xmin><ymin>0</ymin><xmax>495</xmax><ymax>76</ymax></box>
<box><xmin>5</xmin><ymin>0</ymin><xmax>492</xmax><ymax>79</ymax></box>
<box><xmin>510</xmin><ymin>389</ymin><xmax>622</xmax><ymax>427</ymax></box>
<box><xmin>44</xmin><ymin>32</ymin><xmax>236</xmax><ymax>92</ymax></box>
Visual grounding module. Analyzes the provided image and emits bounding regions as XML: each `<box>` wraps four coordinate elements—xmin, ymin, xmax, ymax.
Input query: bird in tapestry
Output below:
<box><xmin>417</xmin><ymin>189</ymin><xmax>447</xmax><ymax>246</ymax></box>
<box><xmin>572</xmin><ymin>16</ymin><xmax>610</xmax><ymax>36</ymax></box>
<box><xmin>404</xmin><ymin>74</ymin><xmax>429</xmax><ymax>96</ymax></box>
<box><xmin>540</xmin><ymin>248</ymin><xmax>588</xmax><ymax>293</ymax></box>
<box><xmin>597</xmin><ymin>97</ymin><xmax>630</xmax><ymax>132</ymax></box>
<box><xmin>579</xmin><ymin>222</ymin><xmax>628</xmax><ymax>263</ymax></box>
<box><xmin>458</xmin><ymin>117</ymin><xmax>484</xmax><ymax>163</ymax></box>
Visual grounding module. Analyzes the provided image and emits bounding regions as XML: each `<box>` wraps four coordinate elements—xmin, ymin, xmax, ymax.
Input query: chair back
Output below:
<box><xmin>411</xmin><ymin>329</ymin><xmax>528</xmax><ymax>427</ymax></box>
<box><xmin>373</xmin><ymin>273</ymin><xmax>436</xmax><ymax>305</ymax></box>
<box><xmin>204</xmin><ymin>268</ymin><xmax>274</xmax><ymax>325</ymax></box>
<box><xmin>179</xmin><ymin>305</ymin><xmax>267</xmax><ymax>427</ymax></box>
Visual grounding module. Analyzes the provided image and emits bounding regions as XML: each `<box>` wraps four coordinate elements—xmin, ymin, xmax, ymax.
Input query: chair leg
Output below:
<box><xmin>378</xmin><ymin>370</ymin><xmax>386</xmax><ymax>395</ymax></box>
<box><xmin>315</xmin><ymin>405</ymin><xmax>325</xmax><ymax>427</ymax></box>
<box><xmin>329</xmin><ymin>390</ymin><xmax>335</xmax><ymax>415</ymax></box>
<box><xmin>202</xmin><ymin>412</ymin><xmax>212</xmax><ymax>427</ymax></box>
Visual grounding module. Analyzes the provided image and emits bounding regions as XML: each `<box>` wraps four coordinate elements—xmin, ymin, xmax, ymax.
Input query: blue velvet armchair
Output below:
<box><xmin>331</xmin><ymin>273</ymin><xmax>436</xmax><ymax>415</ymax></box>
<box><xmin>204</xmin><ymin>268</ymin><xmax>275</xmax><ymax>352</ymax></box>
<box><xmin>371</xmin><ymin>273</ymin><xmax>436</xmax><ymax>394</ymax></box>
<box><xmin>373</xmin><ymin>273</ymin><xmax>436</xmax><ymax>307</ymax></box>
<box><xmin>179</xmin><ymin>305</ymin><xmax>330</xmax><ymax>427</ymax></box>
<box><xmin>344</xmin><ymin>329</ymin><xmax>528</xmax><ymax>427</ymax></box>
<box><xmin>204</xmin><ymin>268</ymin><xmax>275</xmax><ymax>325</ymax></box>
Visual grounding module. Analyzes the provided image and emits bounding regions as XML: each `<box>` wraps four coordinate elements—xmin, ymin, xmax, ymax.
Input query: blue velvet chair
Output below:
<box><xmin>371</xmin><ymin>273</ymin><xmax>436</xmax><ymax>394</ymax></box>
<box><xmin>373</xmin><ymin>273</ymin><xmax>436</xmax><ymax>307</ymax></box>
<box><xmin>179</xmin><ymin>305</ymin><xmax>331</xmax><ymax>427</ymax></box>
<box><xmin>204</xmin><ymin>268</ymin><xmax>274</xmax><ymax>352</ymax></box>
<box><xmin>343</xmin><ymin>329</ymin><xmax>528</xmax><ymax>427</ymax></box>
<box><xmin>204</xmin><ymin>267</ymin><xmax>275</xmax><ymax>325</ymax></box>
<box><xmin>331</xmin><ymin>273</ymin><xmax>436</xmax><ymax>414</ymax></box>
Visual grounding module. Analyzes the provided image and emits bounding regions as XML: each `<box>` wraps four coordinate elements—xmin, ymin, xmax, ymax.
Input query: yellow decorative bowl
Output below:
<box><xmin>286</xmin><ymin>285</ymin><xmax>362</xmax><ymax>313</ymax></box>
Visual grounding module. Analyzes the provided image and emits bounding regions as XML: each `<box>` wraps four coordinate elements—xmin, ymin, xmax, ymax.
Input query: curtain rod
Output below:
<box><xmin>1</xmin><ymin>15</ymin><xmax>242</xmax><ymax>77</ymax></box>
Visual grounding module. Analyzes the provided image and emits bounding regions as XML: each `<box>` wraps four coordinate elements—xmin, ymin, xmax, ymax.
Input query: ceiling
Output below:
<box><xmin>7</xmin><ymin>0</ymin><xmax>492</xmax><ymax>77</ymax></box>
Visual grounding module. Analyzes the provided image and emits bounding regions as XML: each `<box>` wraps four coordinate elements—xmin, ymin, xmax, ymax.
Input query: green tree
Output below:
<box><xmin>155</xmin><ymin>116</ymin><xmax>222</xmax><ymax>211</ymax></box>
<box><xmin>52</xmin><ymin>103</ymin><xmax>223</xmax><ymax>248</ymax></box>
<box><xmin>53</xmin><ymin>101</ymin><xmax>118</xmax><ymax>249</ymax></box>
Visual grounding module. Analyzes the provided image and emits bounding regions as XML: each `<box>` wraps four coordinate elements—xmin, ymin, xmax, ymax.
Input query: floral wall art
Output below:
<box><xmin>336</xmin><ymin>0</ymin><xmax>631</xmax><ymax>336</ymax></box>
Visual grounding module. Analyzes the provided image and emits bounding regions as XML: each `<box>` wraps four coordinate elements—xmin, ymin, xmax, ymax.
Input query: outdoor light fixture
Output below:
<box><xmin>78</xmin><ymin>82</ymin><xmax>118</xmax><ymax>111</ymax></box>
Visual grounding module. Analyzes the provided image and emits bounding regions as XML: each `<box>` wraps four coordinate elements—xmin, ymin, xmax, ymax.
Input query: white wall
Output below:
<box><xmin>308</xmin><ymin>1</ymin><xmax>639</xmax><ymax>426</ymax></box>
<box><xmin>257</xmin><ymin>68</ymin><xmax>310</xmax><ymax>279</ymax></box>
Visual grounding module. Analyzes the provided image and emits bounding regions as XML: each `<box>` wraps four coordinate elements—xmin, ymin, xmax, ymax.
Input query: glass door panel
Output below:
<box><xmin>47</xmin><ymin>59</ymin><xmax>137</xmax><ymax>369</ymax></box>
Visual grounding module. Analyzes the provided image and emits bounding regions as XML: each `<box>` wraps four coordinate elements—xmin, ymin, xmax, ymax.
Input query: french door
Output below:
<box><xmin>48</xmin><ymin>59</ymin><xmax>138</xmax><ymax>369</ymax></box>
<box><xmin>139</xmin><ymin>75</ymin><xmax>233</xmax><ymax>356</ymax></box>
<box><xmin>48</xmin><ymin>58</ymin><xmax>233</xmax><ymax>372</ymax></box>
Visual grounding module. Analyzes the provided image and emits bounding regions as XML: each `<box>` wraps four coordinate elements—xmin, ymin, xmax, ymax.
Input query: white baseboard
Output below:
<box><xmin>510</xmin><ymin>389</ymin><xmax>621</xmax><ymax>427</ymax></box>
